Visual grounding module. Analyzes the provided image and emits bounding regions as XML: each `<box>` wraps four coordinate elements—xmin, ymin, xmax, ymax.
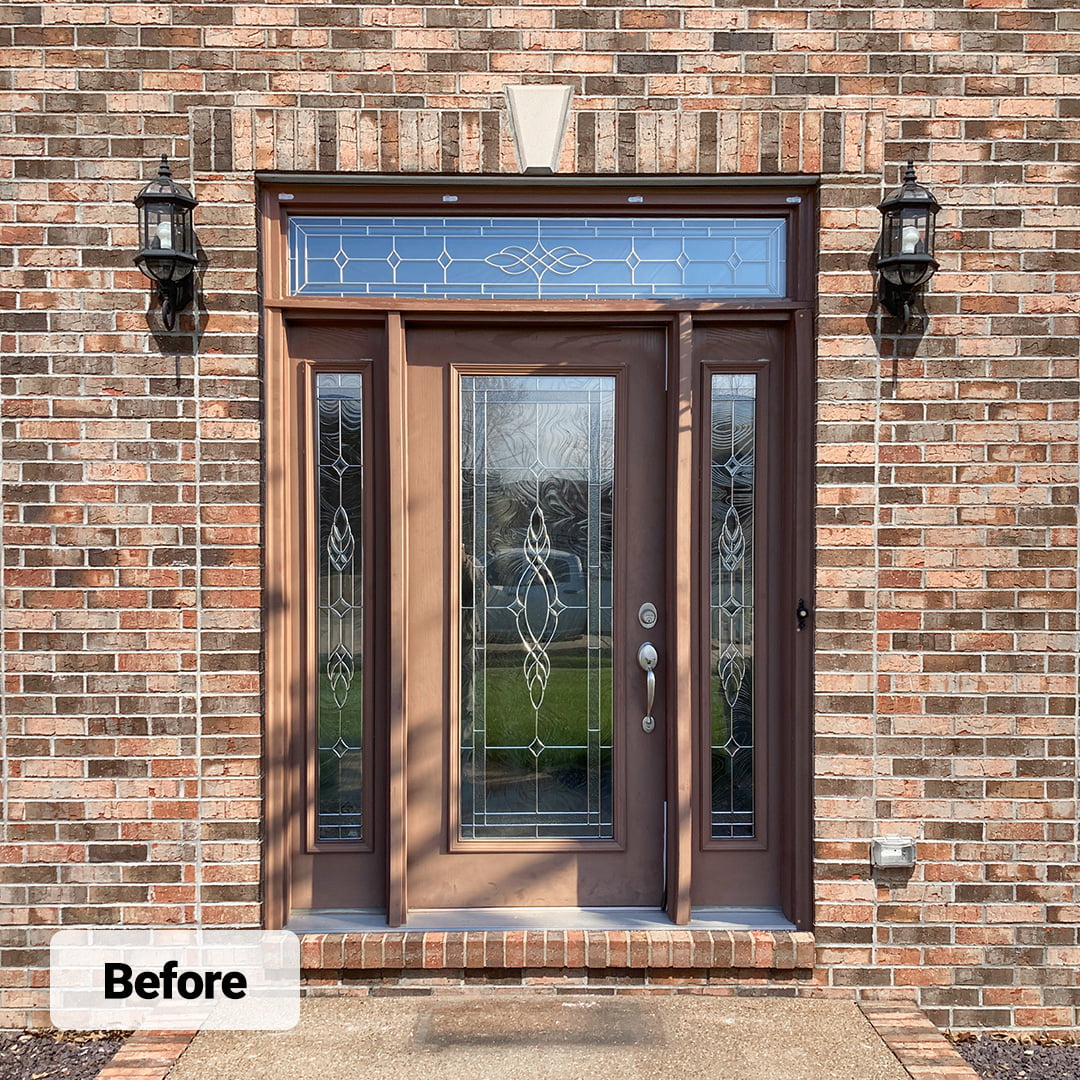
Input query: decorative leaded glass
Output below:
<box><xmin>315</xmin><ymin>373</ymin><xmax>364</xmax><ymax>841</ymax></box>
<box><xmin>460</xmin><ymin>375</ymin><xmax>615</xmax><ymax>840</ymax></box>
<box><xmin>710</xmin><ymin>374</ymin><xmax>756</xmax><ymax>838</ymax></box>
<box><xmin>289</xmin><ymin>217</ymin><xmax>786</xmax><ymax>299</ymax></box>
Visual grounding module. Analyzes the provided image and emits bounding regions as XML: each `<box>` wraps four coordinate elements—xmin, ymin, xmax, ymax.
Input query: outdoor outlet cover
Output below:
<box><xmin>871</xmin><ymin>836</ymin><xmax>916</xmax><ymax>869</ymax></box>
<box><xmin>504</xmin><ymin>84</ymin><xmax>573</xmax><ymax>174</ymax></box>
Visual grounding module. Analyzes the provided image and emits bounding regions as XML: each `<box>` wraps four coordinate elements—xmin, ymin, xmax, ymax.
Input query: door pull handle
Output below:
<box><xmin>637</xmin><ymin>641</ymin><xmax>658</xmax><ymax>733</ymax></box>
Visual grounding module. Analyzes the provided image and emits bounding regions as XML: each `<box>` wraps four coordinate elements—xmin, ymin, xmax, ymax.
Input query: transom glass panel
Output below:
<box><xmin>460</xmin><ymin>375</ymin><xmax>615</xmax><ymax>840</ymax></box>
<box><xmin>710</xmin><ymin>374</ymin><xmax>756</xmax><ymax>839</ymax></box>
<box><xmin>315</xmin><ymin>373</ymin><xmax>364</xmax><ymax>841</ymax></box>
<box><xmin>290</xmin><ymin>217</ymin><xmax>786</xmax><ymax>299</ymax></box>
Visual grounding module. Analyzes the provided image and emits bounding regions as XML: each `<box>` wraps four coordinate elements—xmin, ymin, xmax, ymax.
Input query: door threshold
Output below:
<box><xmin>287</xmin><ymin>906</ymin><xmax>796</xmax><ymax>933</ymax></box>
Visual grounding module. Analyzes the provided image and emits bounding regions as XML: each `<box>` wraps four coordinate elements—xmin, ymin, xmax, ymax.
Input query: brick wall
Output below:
<box><xmin>2</xmin><ymin>0</ymin><xmax>1078</xmax><ymax>1032</ymax></box>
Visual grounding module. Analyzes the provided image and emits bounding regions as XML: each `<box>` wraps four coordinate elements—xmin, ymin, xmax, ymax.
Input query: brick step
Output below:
<box><xmin>300</xmin><ymin>929</ymin><xmax>815</xmax><ymax>972</ymax></box>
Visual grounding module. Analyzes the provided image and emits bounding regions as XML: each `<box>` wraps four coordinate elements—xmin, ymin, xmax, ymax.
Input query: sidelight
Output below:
<box><xmin>710</xmin><ymin>374</ymin><xmax>757</xmax><ymax>838</ymax></box>
<box><xmin>314</xmin><ymin>373</ymin><xmax>365</xmax><ymax>841</ymax></box>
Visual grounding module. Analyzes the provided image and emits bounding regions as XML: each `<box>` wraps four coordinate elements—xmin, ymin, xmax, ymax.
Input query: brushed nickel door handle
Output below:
<box><xmin>637</xmin><ymin>641</ymin><xmax>658</xmax><ymax>733</ymax></box>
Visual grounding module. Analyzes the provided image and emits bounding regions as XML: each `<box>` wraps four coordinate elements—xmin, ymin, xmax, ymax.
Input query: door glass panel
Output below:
<box><xmin>315</xmin><ymin>373</ymin><xmax>364</xmax><ymax>841</ymax></box>
<box><xmin>290</xmin><ymin>217</ymin><xmax>787</xmax><ymax>299</ymax></box>
<box><xmin>710</xmin><ymin>374</ymin><xmax>756</xmax><ymax>839</ymax></box>
<box><xmin>460</xmin><ymin>375</ymin><xmax>615</xmax><ymax>839</ymax></box>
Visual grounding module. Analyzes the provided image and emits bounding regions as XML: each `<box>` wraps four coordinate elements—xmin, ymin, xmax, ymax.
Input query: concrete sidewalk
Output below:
<box><xmin>162</xmin><ymin>996</ymin><xmax>914</xmax><ymax>1080</ymax></box>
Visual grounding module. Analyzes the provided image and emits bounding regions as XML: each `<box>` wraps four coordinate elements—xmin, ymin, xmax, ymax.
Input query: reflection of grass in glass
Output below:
<box><xmin>710</xmin><ymin>677</ymin><xmax>730</xmax><ymax>747</ymax></box>
<box><xmin>482</xmin><ymin>651</ymin><xmax>612</xmax><ymax>749</ymax></box>
<box><xmin>710</xmin><ymin>673</ymin><xmax>754</xmax><ymax>830</ymax></box>
<box><xmin>315</xmin><ymin>656</ymin><xmax>363</xmax><ymax>839</ymax></box>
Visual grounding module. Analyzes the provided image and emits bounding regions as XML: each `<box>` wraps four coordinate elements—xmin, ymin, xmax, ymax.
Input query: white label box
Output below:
<box><xmin>50</xmin><ymin>929</ymin><xmax>300</xmax><ymax>1031</ymax></box>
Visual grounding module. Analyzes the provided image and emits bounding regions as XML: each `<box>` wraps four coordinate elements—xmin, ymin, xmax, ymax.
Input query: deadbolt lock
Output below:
<box><xmin>638</xmin><ymin>602</ymin><xmax>658</xmax><ymax>629</ymax></box>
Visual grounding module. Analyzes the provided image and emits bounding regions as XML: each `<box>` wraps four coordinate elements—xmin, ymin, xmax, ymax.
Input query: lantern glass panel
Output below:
<box><xmin>882</xmin><ymin>211</ymin><xmax>902</xmax><ymax>260</ymax></box>
<box><xmin>899</xmin><ymin>207</ymin><xmax>928</xmax><ymax>255</ymax></box>
<box><xmin>141</xmin><ymin>200</ymin><xmax>176</xmax><ymax>251</ymax></box>
<box><xmin>173</xmin><ymin>207</ymin><xmax>191</xmax><ymax>254</ymax></box>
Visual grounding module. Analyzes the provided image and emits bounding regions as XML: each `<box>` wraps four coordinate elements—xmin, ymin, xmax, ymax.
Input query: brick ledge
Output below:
<box><xmin>860</xmin><ymin>1003</ymin><xmax>982</xmax><ymax>1080</ymax></box>
<box><xmin>300</xmin><ymin>929</ymin><xmax>815</xmax><ymax>971</ymax></box>
<box><xmin>96</xmin><ymin>1031</ymin><xmax>196</xmax><ymax>1080</ymax></box>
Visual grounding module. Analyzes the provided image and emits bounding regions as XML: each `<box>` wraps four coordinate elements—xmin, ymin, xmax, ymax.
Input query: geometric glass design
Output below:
<box><xmin>289</xmin><ymin>217</ymin><xmax>786</xmax><ymax>300</ymax></box>
<box><xmin>459</xmin><ymin>375</ymin><xmax>615</xmax><ymax>839</ymax></box>
<box><xmin>710</xmin><ymin>374</ymin><xmax>756</xmax><ymax>839</ymax></box>
<box><xmin>315</xmin><ymin>373</ymin><xmax>363</xmax><ymax>841</ymax></box>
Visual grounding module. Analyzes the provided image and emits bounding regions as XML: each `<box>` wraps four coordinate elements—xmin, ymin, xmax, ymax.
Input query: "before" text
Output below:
<box><xmin>104</xmin><ymin>961</ymin><xmax>248</xmax><ymax>1000</ymax></box>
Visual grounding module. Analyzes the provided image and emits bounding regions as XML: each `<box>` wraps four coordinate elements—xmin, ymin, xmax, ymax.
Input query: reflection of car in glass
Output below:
<box><xmin>482</xmin><ymin>548</ymin><xmax>589</xmax><ymax>643</ymax></box>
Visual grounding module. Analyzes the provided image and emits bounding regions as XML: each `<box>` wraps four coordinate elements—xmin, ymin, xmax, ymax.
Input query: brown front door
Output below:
<box><xmin>404</xmin><ymin>323</ymin><xmax>669</xmax><ymax>909</ymax></box>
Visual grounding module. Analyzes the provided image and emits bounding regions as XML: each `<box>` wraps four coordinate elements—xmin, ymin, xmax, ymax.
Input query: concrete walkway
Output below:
<box><xmin>163</xmin><ymin>996</ymin><xmax>913</xmax><ymax>1080</ymax></box>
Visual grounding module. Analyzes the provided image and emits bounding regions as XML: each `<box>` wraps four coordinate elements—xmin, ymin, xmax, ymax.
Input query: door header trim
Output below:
<box><xmin>257</xmin><ymin>172</ymin><xmax>821</xmax><ymax>189</ymax></box>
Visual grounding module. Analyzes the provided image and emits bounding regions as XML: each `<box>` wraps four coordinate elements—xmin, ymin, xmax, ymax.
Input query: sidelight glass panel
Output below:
<box><xmin>460</xmin><ymin>375</ymin><xmax>615</xmax><ymax>840</ymax></box>
<box><xmin>710</xmin><ymin>374</ymin><xmax>756</xmax><ymax>838</ymax></box>
<box><xmin>315</xmin><ymin>373</ymin><xmax>364</xmax><ymax>841</ymax></box>
<box><xmin>290</xmin><ymin>217</ymin><xmax>787</xmax><ymax>299</ymax></box>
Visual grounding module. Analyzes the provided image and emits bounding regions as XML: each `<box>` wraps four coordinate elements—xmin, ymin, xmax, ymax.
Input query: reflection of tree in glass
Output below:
<box><xmin>483</xmin><ymin>477</ymin><xmax>613</xmax><ymax>566</ymax></box>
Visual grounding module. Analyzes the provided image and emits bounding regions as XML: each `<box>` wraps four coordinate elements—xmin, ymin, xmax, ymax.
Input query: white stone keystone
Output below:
<box><xmin>504</xmin><ymin>84</ymin><xmax>574</xmax><ymax>174</ymax></box>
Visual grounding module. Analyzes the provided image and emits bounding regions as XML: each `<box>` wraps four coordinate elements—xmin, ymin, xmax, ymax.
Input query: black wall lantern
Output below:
<box><xmin>134</xmin><ymin>155</ymin><xmax>198</xmax><ymax>330</ymax></box>
<box><xmin>877</xmin><ymin>160</ymin><xmax>940</xmax><ymax>326</ymax></box>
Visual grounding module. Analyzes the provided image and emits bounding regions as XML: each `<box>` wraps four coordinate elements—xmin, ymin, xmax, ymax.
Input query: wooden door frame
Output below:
<box><xmin>262</xmin><ymin>178</ymin><xmax>817</xmax><ymax>931</ymax></box>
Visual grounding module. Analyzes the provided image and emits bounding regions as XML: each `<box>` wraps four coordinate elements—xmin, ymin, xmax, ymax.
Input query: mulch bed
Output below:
<box><xmin>0</xmin><ymin>1031</ymin><xmax>129</xmax><ymax>1080</ymax></box>
<box><xmin>951</xmin><ymin>1033</ymin><xmax>1080</xmax><ymax>1080</ymax></box>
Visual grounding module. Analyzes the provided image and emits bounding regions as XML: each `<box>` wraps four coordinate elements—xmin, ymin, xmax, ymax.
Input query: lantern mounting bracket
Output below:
<box><xmin>154</xmin><ymin>275</ymin><xmax>195</xmax><ymax>332</ymax></box>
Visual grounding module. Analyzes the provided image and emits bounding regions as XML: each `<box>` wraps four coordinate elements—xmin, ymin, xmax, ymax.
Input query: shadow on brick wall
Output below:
<box><xmin>147</xmin><ymin>241</ymin><xmax>209</xmax><ymax>370</ymax></box>
<box><xmin>865</xmin><ymin>246</ymin><xmax>928</xmax><ymax>382</ymax></box>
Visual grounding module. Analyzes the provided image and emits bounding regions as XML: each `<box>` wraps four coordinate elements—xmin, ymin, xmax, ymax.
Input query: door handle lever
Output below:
<box><xmin>637</xmin><ymin>641</ymin><xmax>658</xmax><ymax>733</ymax></box>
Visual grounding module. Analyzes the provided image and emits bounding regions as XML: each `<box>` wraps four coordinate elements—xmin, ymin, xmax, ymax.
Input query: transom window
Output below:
<box><xmin>289</xmin><ymin>216</ymin><xmax>786</xmax><ymax>299</ymax></box>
